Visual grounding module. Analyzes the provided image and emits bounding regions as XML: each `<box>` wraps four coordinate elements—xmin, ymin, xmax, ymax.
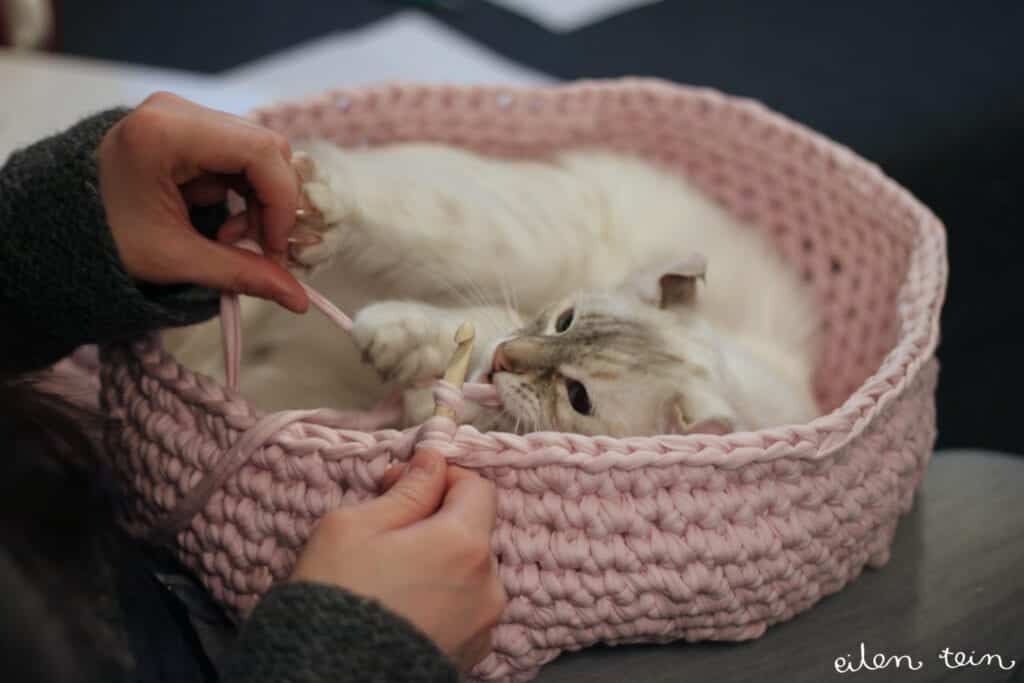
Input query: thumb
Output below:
<box><xmin>357</xmin><ymin>450</ymin><xmax>448</xmax><ymax>534</ymax></box>
<box><xmin>175</xmin><ymin>233</ymin><xmax>309</xmax><ymax>313</ymax></box>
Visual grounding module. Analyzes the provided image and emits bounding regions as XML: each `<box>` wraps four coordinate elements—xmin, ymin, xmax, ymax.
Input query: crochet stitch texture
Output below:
<box><xmin>90</xmin><ymin>80</ymin><xmax>947</xmax><ymax>682</ymax></box>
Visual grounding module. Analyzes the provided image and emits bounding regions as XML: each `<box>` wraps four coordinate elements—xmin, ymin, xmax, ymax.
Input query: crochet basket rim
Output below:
<box><xmin>119</xmin><ymin>78</ymin><xmax>946</xmax><ymax>471</ymax></box>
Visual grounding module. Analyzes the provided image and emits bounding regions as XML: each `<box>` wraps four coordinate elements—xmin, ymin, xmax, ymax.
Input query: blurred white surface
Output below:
<box><xmin>1</xmin><ymin>11</ymin><xmax>549</xmax><ymax>159</ymax></box>
<box><xmin>0</xmin><ymin>52</ymin><xmax>260</xmax><ymax>158</ymax></box>
<box><xmin>223</xmin><ymin>12</ymin><xmax>549</xmax><ymax>100</ymax></box>
<box><xmin>488</xmin><ymin>0</ymin><xmax>661</xmax><ymax>32</ymax></box>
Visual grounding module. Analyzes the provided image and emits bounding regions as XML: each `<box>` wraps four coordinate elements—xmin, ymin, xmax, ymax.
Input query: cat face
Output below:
<box><xmin>487</xmin><ymin>258</ymin><xmax>740</xmax><ymax>437</ymax></box>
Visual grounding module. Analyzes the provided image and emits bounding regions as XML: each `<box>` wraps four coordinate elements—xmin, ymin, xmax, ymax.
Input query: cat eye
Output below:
<box><xmin>566</xmin><ymin>379</ymin><xmax>593</xmax><ymax>415</ymax></box>
<box><xmin>555</xmin><ymin>308</ymin><xmax>575</xmax><ymax>333</ymax></box>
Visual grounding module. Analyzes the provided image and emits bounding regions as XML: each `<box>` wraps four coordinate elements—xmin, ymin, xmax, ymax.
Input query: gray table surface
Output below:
<box><xmin>533</xmin><ymin>451</ymin><xmax>1024</xmax><ymax>682</ymax></box>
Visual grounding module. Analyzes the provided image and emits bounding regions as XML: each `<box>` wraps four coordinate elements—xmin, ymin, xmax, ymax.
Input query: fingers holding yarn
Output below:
<box><xmin>350</xmin><ymin>449</ymin><xmax>449</xmax><ymax>535</ymax></box>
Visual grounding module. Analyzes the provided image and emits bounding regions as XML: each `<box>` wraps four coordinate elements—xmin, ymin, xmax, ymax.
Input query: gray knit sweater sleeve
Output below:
<box><xmin>223</xmin><ymin>582</ymin><xmax>459</xmax><ymax>683</ymax></box>
<box><xmin>0</xmin><ymin>108</ymin><xmax>222</xmax><ymax>372</ymax></box>
<box><xmin>0</xmin><ymin>111</ymin><xmax>460</xmax><ymax>682</ymax></box>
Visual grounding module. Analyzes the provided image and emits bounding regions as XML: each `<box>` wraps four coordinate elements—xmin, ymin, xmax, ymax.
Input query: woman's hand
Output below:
<box><xmin>97</xmin><ymin>91</ymin><xmax>308</xmax><ymax>312</ymax></box>
<box><xmin>291</xmin><ymin>450</ymin><xmax>508</xmax><ymax>672</ymax></box>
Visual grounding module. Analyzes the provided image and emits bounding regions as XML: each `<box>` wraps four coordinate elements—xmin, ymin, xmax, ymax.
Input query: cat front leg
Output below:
<box><xmin>353</xmin><ymin>296</ymin><xmax>597</xmax><ymax>435</ymax></box>
<box><xmin>352</xmin><ymin>301</ymin><xmax>521</xmax><ymax>430</ymax></box>
<box><xmin>351</xmin><ymin>301</ymin><xmax>451</xmax><ymax>385</ymax></box>
<box><xmin>352</xmin><ymin>301</ymin><xmax>521</xmax><ymax>385</ymax></box>
<box><xmin>287</xmin><ymin>141</ymin><xmax>596</xmax><ymax>309</ymax></box>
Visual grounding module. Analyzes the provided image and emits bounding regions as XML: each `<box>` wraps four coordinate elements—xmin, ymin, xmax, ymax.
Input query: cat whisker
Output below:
<box><xmin>497</xmin><ymin>268</ymin><xmax>518</xmax><ymax>318</ymax></box>
<box><xmin>409</xmin><ymin>259</ymin><xmax>492</xmax><ymax>310</ymax></box>
<box><xmin>408</xmin><ymin>263</ymin><xmax>517</xmax><ymax>339</ymax></box>
<box><xmin>412</xmin><ymin>242</ymin><xmax>523</xmax><ymax>320</ymax></box>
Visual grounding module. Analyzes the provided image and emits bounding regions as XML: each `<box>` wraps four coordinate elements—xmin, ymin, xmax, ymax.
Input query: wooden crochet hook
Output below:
<box><xmin>435</xmin><ymin>322</ymin><xmax>476</xmax><ymax>419</ymax></box>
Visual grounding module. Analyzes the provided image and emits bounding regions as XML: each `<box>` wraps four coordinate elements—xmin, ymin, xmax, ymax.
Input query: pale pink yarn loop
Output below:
<box><xmin>159</xmin><ymin>408</ymin><xmax>320</xmax><ymax>536</ymax></box>
<box><xmin>89</xmin><ymin>79</ymin><xmax>946</xmax><ymax>683</ymax></box>
<box><xmin>431</xmin><ymin>380</ymin><xmax>466</xmax><ymax>420</ymax></box>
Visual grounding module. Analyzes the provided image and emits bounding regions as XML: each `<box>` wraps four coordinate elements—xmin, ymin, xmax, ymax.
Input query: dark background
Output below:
<box><xmin>55</xmin><ymin>0</ymin><xmax>1024</xmax><ymax>453</ymax></box>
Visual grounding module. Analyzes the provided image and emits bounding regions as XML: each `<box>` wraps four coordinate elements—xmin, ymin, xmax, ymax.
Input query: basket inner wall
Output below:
<box><xmin>254</xmin><ymin>85</ymin><xmax>917</xmax><ymax>415</ymax></box>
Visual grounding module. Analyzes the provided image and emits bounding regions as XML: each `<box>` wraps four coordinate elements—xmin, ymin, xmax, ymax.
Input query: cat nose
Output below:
<box><xmin>492</xmin><ymin>343</ymin><xmax>514</xmax><ymax>374</ymax></box>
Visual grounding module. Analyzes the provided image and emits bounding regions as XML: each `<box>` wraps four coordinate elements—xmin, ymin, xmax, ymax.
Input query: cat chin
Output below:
<box><xmin>486</xmin><ymin>375</ymin><xmax>540</xmax><ymax>433</ymax></box>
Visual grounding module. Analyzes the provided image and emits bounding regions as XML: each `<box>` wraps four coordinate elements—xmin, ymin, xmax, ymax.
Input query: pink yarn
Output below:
<box><xmin>92</xmin><ymin>79</ymin><xmax>946</xmax><ymax>682</ymax></box>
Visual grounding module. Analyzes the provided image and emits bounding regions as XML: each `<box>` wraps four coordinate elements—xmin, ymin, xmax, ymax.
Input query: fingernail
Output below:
<box><xmin>280</xmin><ymin>288</ymin><xmax>309</xmax><ymax>313</ymax></box>
<box><xmin>407</xmin><ymin>450</ymin><xmax>439</xmax><ymax>477</ymax></box>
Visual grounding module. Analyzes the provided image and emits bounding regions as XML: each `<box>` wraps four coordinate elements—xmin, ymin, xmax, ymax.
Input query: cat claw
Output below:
<box><xmin>287</xmin><ymin>229</ymin><xmax>323</xmax><ymax>247</ymax></box>
<box><xmin>287</xmin><ymin>153</ymin><xmax>340</xmax><ymax>272</ymax></box>
<box><xmin>293</xmin><ymin>153</ymin><xmax>317</xmax><ymax>183</ymax></box>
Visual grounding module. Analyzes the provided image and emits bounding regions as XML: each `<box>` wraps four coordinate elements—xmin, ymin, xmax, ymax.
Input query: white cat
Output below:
<box><xmin>164</xmin><ymin>142</ymin><xmax>820</xmax><ymax>437</ymax></box>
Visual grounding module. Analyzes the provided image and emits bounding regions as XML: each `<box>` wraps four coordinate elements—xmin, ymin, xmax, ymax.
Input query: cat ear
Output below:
<box><xmin>661</xmin><ymin>395</ymin><xmax>736</xmax><ymax>436</ymax></box>
<box><xmin>657</xmin><ymin>253</ymin><xmax>707</xmax><ymax>309</ymax></box>
<box><xmin>621</xmin><ymin>253</ymin><xmax>707</xmax><ymax>309</ymax></box>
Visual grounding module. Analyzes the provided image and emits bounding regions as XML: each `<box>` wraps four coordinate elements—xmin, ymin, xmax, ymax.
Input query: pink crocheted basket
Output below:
<box><xmin>91</xmin><ymin>79</ymin><xmax>945</xmax><ymax>682</ymax></box>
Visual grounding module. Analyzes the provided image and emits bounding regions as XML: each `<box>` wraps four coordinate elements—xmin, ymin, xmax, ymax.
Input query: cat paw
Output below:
<box><xmin>352</xmin><ymin>302</ymin><xmax>451</xmax><ymax>385</ymax></box>
<box><xmin>287</xmin><ymin>151</ymin><xmax>348</xmax><ymax>272</ymax></box>
<box><xmin>400</xmin><ymin>386</ymin><xmax>438</xmax><ymax>427</ymax></box>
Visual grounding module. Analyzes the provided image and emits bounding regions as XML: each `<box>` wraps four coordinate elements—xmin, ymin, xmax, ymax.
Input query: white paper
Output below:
<box><xmin>488</xmin><ymin>0</ymin><xmax>662</xmax><ymax>32</ymax></box>
<box><xmin>222</xmin><ymin>11</ymin><xmax>550</xmax><ymax>99</ymax></box>
<box><xmin>1</xmin><ymin>11</ymin><xmax>551</xmax><ymax>160</ymax></box>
